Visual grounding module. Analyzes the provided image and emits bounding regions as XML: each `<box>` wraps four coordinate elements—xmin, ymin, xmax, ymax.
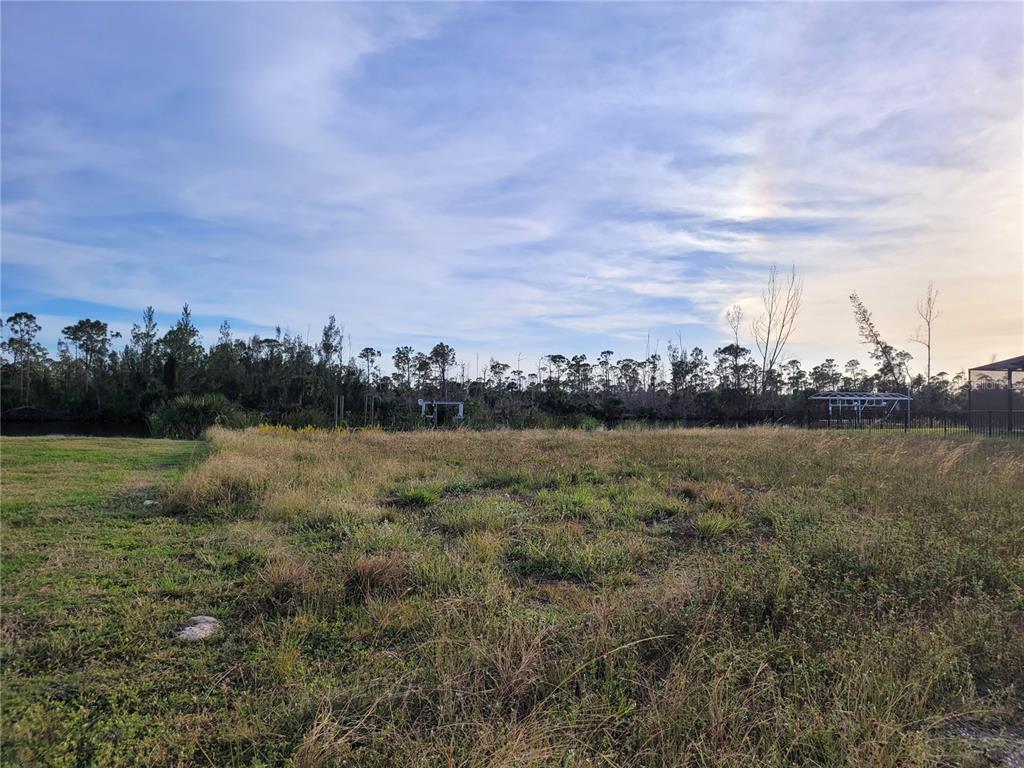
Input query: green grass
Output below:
<box><xmin>691</xmin><ymin>510</ymin><xmax>745</xmax><ymax>539</ymax></box>
<box><xmin>0</xmin><ymin>437</ymin><xmax>202</xmax><ymax>518</ymax></box>
<box><xmin>2</xmin><ymin>428</ymin><xmax>1022</xmax><ymax>767</ymax></box>
<box><xmin>391</xmin><ymin>484</ymin><xmax>442</xmax><ymax>508</ymax></box>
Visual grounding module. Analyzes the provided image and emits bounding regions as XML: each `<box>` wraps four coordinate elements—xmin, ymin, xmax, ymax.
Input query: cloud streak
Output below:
<box><xmin>2</xmin><ymin>2</ymin><xmax>1021</xmax><ymax>373</ymax></box>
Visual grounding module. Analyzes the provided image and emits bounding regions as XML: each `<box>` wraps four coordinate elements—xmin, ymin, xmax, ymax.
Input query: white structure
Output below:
<box><xmin>417</xmin><ymin>399</ymin><xmax>465</xmax><ymax>424</ymax></box>
<box><xmin>809</xmin><ymin>391</ymin><xmax>910</xmax><ymax>421</ymax></box>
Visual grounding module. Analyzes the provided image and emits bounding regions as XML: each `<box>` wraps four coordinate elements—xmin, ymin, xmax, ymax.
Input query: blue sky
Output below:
<box><xmin>2</xmin><ymin>2</ymin><xmax>1021</xmax><ymax>375</ymax></box>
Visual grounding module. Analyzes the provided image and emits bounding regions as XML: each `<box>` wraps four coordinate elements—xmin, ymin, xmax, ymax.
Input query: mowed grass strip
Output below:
<box><xmin>1</xmin><ymin>427</ymin><xmax>1022</xmax><ymax>767</ymax></box>
<box><xmin>0</xmin><ymin>436</ymin><xmax>202</xmax><ymax>516</ymax></box>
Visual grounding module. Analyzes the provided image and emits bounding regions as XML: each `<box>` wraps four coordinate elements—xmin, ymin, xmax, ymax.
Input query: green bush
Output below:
<box><xmin>147</xmin><ymin>394</ymin><xmax>252</xmax><ymax>439</ymax></box>
<box><xmin>563</xmin><ymin>413</ymin><xmax>605</xmax><ymax>430</ymax></box>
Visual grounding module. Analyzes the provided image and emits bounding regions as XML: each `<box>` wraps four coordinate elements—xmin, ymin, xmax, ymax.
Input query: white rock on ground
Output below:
<box><xmin>143</xmin><ymin>499</ymin><xmax>157</xmax><ymax>507</ymax></box>
<box><xmin>174</xmin><ymin>615</ymin><xmax>222</xmax><ymax>641</ymax></box>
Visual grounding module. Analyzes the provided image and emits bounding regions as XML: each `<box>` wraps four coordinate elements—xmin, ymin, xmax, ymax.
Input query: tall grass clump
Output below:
<box><xmin>692</xmin><ymin>510</ymin><xmax>746</xmax><ymax>539</ymax></box>
<box><xmin>166</xmin><ymin>434</ymin><xmax>271</xmax><ymax>515</ymax></box>
<box><xmin>392</xmin><ymin>484</ymin><xmax>440</xmax><ymax>508</ymax></box>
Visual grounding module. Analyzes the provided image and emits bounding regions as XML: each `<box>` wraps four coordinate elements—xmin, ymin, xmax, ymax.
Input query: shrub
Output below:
<box><xmin>563</xmin><ymin>414</ymin><xmax>604</xmax><ymax>431</ymax></box>
<box><xmin>147</xmin><ymin>394</ymin><xmax>252</xmax><ymax>439</ymax></box>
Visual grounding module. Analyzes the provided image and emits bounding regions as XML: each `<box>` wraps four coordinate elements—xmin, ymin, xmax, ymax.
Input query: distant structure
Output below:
<box><xmin>968</xmin><ymin>355</ymin><xmax>1024</xmax><ymax>434</ymax></box>
<box><xmin>808</xmin><ymin>391</ymin><xmax>911</xmax><ymax>425</ymax></box>
<box><xmin>417</xmin><ymin>399</ymin><xmax>465</xmax><ymax>427</ymax></box>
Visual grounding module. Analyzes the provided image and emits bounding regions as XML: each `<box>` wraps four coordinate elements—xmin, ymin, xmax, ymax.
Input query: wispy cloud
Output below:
<box><xmin>2</xmin><ymin>2</ymin><xmax>1020</xmax><ymax>372</ymax></box>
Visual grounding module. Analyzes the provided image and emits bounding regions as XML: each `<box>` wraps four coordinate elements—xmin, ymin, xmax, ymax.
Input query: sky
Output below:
<box><xmin>2</xmin><ymin>1</ymin><xmax>1022</xmax><ymax>377</ymax></box>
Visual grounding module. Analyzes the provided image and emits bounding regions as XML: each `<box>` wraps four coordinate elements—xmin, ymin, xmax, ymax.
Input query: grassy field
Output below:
<box><xmin>1</xmin><ymin>428</ymin><xmax>1022</xmax><ymax>767</ymax></box>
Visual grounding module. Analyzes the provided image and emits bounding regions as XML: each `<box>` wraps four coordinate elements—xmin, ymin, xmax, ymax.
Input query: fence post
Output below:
<box><xmin>989</xmin><ymin>411</ymin><xmax>993</xmax><ymax>437</ymax></box>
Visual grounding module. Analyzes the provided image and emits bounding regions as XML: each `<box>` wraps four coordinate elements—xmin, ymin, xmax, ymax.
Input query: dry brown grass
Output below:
<box><xmin>254</xmin><ymin>549</ymin><xmax>316</xmax><ymax>612</ymax></box>
<box><xmin>342</xmin><ymin>553</ymin><xmax>410</xmax><ymax>602</ymax></box>
<box><xmin>699</xmin><ymin>482</ymin><xmax>745</xmax><ymax>512</ymax></box>
<box><xmin>477</xmin><ymin>620</ymin><xmax>551</xmax><ymax>711</ymax></box>
<box><xmin>291</xmin><ymin>706</ymin><xmax>350</xmax><ymax>768</ymax></box>
<box><xmin>167</xmin><ymin>450</ymin><xmax>271</xmax><ymax>514</ymax></box>
<box><xmin>261</xmin><ymin>487</ymin><xmax>321</xmax><ymax>522</ymax></box>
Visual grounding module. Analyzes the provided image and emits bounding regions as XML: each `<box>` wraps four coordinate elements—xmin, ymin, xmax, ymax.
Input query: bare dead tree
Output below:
<box><xmin>725</xmin><ymin>304</ymin><xmax>744</xmax><ymax>389</ymax></box>
<box><xmin>751</xmin><ymin>265</ymin><xmax>803</xmax><ymax>395</ymax></box>
<box><xmin>910</xmin><ymin>282</ymin><xmax>940</xmax><ymax>382</ymax></box>
<box><xmin>726</xmin><ymin>304</ymin><xmax>742</xmax><ymax>347</ymax></box>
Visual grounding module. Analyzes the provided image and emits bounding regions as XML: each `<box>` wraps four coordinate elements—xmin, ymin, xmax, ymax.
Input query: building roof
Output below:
<box><xmin>969</xmin><ymin>355</ymin><xmax>1024</xmax><ymax>372</ymax></box>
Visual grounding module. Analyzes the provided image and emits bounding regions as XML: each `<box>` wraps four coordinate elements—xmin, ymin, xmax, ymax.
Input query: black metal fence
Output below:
<box><xmin>666</xmin><ymin>410</ymin><xmax>1024</xmax><ymax>438</ymax></box>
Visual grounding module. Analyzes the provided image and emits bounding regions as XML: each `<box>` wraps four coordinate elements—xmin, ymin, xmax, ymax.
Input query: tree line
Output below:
<box><xmin>1</xmin><ymin>274</ymin><xmax>966</xmax><ymax>430</ymax></box>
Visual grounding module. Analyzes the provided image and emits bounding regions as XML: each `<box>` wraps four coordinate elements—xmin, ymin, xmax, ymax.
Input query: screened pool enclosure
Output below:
<box><xmin>968</xmin><ymin>355</ymin><xmax>1024</xmax><ymax>435</ymax></box>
